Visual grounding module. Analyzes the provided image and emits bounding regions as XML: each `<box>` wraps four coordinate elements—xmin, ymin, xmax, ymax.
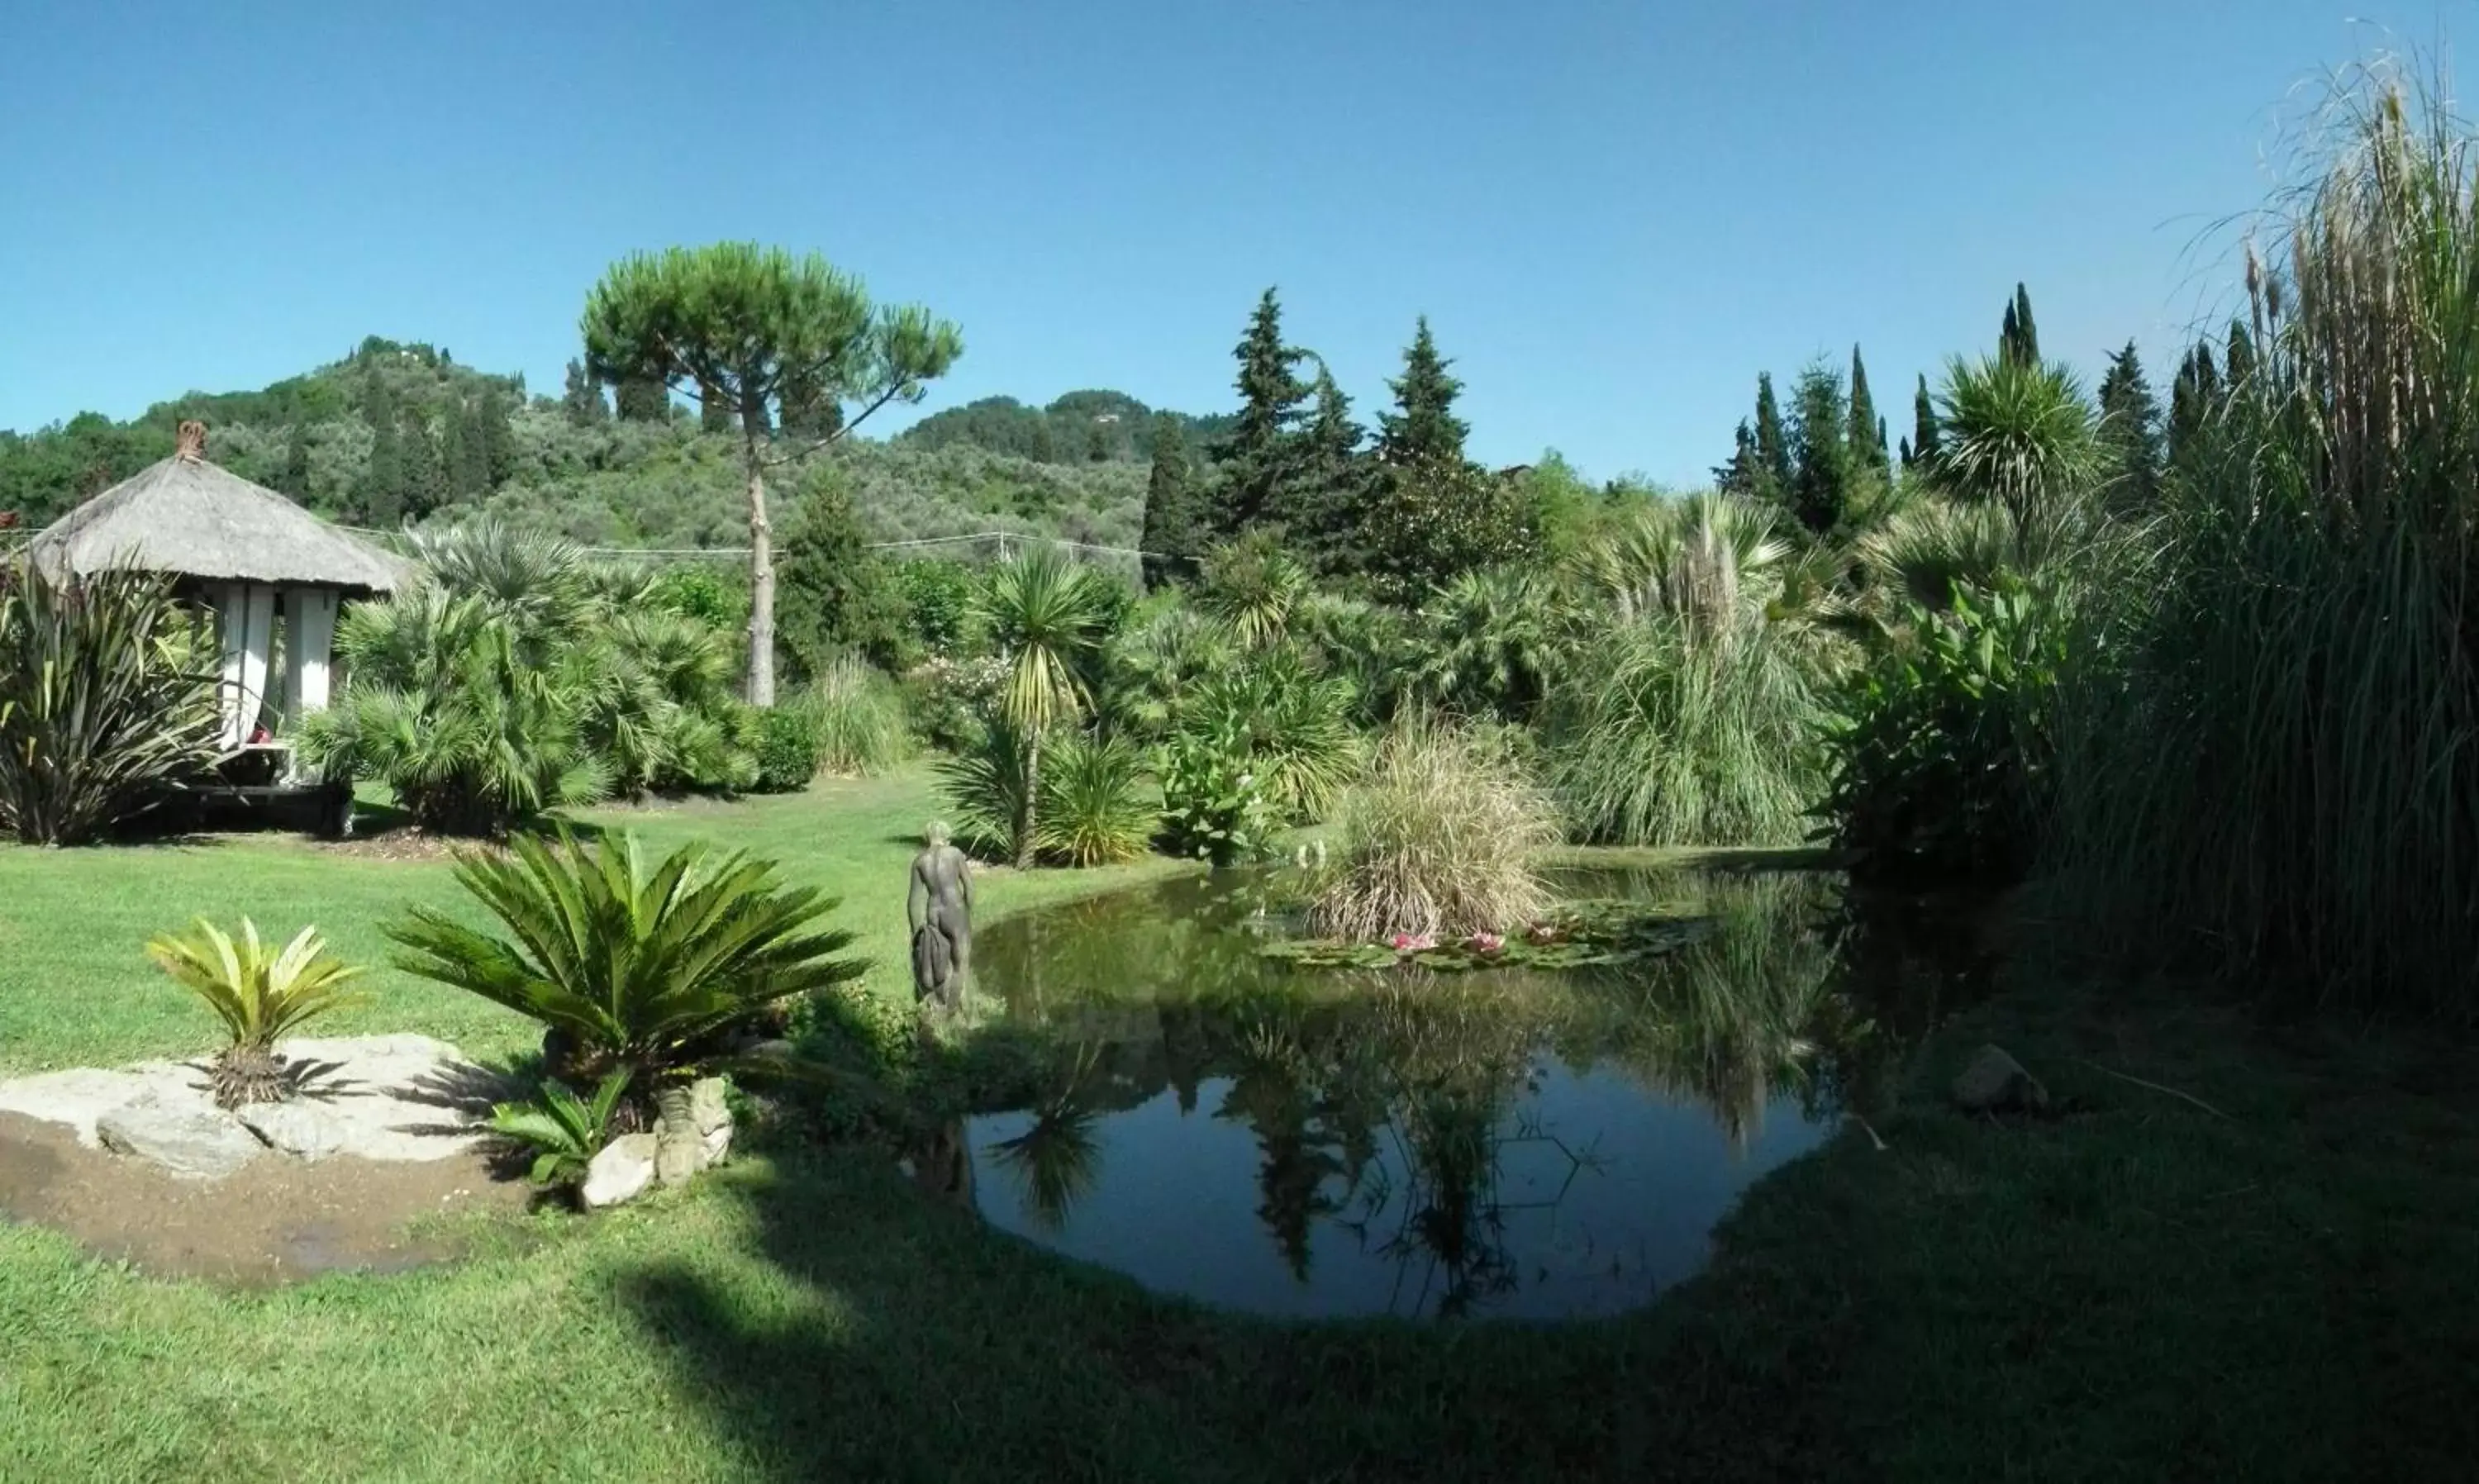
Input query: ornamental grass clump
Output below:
<box><xmin>1308</xmin><ymin>720</ymin><xmax>1557</xmax><ymax>944</ymax></box>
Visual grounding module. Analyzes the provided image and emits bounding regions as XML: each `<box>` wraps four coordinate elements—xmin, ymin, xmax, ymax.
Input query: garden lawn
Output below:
<box><xmin>1</xmin><ymin>768</ymin><xmax>2476</xmax><ymax>1481</ymax></box>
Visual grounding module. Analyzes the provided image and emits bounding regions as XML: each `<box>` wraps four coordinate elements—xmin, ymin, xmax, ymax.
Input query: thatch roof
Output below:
<box><xmin>28</xmin><ymin>425</ymin><xmax>412</xmax><ymax>597</ymax></box>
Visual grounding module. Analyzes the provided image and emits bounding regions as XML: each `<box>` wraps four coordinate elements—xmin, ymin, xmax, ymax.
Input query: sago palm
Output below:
<box><xmin>488</xmin><ymin>1068</ymin><xmax>634</xmax><ymax>1190</ymax></box>
<box><xmin>385</xmin><ymin>829</ymin><xmax>865</xmax><ymax>1101</ymax></box>
<box><xmin>145</xmin><ymin>918</ymin><xmax>372</xmax><ymax>1108</ymax></box>
<box><xmin>977</xmin><ymin>549</ymin><xmax>1110</xmax><ymax>867</ymax></box>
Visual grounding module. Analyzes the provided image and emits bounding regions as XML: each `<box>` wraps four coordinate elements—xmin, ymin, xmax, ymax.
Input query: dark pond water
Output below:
<box><xmin>922</xmin><ymin>866</ymin><xmax>1990</xmax><ymax>1322</ymax></box>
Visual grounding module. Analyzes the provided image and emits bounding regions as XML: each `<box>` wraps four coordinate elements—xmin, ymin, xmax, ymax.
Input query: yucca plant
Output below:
<box><xmin>0</xmin><ymin>563</ymin><xmax>223</xmax><ymax>844</ymax></box>
<box><xmin>386</xmin><ymin>831</ymin><xmax>865</xmax><ymax>1111</ymax></box>
<box><xmin>145</xmin><ymin>918</ymin><xmax>372</xmax><ymax>1109</ymax></box>
<box><xmin>1037</xmin><ymin>730</ymin><xmax>1156</xmax><ymax>866</ymax></box>
<box><xmin>488</xmin><ymin>1068</ymin><xmax>634</xmax><ymax>1190</ymax></box>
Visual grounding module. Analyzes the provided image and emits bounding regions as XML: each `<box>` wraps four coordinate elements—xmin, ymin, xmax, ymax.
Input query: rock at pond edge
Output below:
<box><xmin>238</xmin><ymin>1101</ymin><xmax>350</xmax><ymax>1162</ymax></box>
<box><xmin>1952</xmin><ymin>1044</ymin><xmax>2048</xmax><ymax>1114</ymax></box>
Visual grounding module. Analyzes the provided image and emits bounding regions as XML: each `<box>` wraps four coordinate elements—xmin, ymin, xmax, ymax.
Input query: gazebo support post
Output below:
<box><xmin>216</xmin><ymin>582</ymin><xmax>276</xmax><ymax>749</ymax></box>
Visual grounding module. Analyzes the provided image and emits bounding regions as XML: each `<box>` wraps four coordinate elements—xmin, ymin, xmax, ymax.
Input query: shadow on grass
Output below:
<box><xmin>612</xmin><ymin>969</ymin><xmax>2479</xmax><ymax>1482</ymax></box>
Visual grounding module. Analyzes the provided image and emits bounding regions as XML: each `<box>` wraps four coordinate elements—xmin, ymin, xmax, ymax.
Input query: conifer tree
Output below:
<box><xmin>560</xmin><ymin>359</ymin><xmax>607</xmax><ymax>426</ymax></box>
<box><xmin>358</xmin><ymin>375</ymin><xmax>404</xmax><ymax>525</ymax></box>
<box><xmin>2096</xmin><ymin>340</ymin><xmax>2164</xmax><ymax>509</ymax></box>
<box><xmin>615</xmin><ymin>374</ymin><xmax>670</xmax><ymax>422</ymax></box>
<box><xmin>1286</xmin><ymin>364</ymin><xmax>1369</xmax><ymax>573</ymax></box>
<box><xmin>2224</xmin><ymin>320</ymin><xmax>2257</xmax><ymax>388</ymax></box>
<box><xmin>2000</xmin><ymin>282</ymin><xmax>2040</xmax><ymax>365</ymax></box>
<box><xmin>699</xmin><ymin>377</ymin><xmax>735</xmax><ymax>433</ymax></box>
<box><xmin>280</xmin><ymin>423</ymin><xmax>312</xmax><ymax>502</ymax></box>
<box><xmin>1714</xmin><ymin>419</ymin><xmax>1763</xmax><ymax>497</ymax></box>
<box><xmin>1847</xmin><ymin>345</ymin><xmax>1887</xmax><ymax>471</ymax></box>
<box><xmin>474</xmin><ymin>392</ymin><xmax>517</xmax><ymax>489</ymax></box>
<box><xmin>452</xmin><ymin>398</ymin><xmax>491</xmax><ymax>502</ymax></box>
<box><xmin>1139</xmin><ymin>412</ymin><xmax>1204</xmax><ymax>591</ymax></box>
<box><xmin>1753</xmin><ymin>373</ymin><xmax>1792</xmax><ymax>501</ymax></box>
<box><xmin>400</xmin><ymin>407</ymin><xmax>448</xmax><ymax>520</ymax></box>
<box><xmin>1909</xmin><ymin>373</ymin><xmax>1941</xmax><ymax>470</ymax></box>
<box><xmin>1376</xmin><ymin>316</ymin><xmax>1469</xmax><ymax>467</ymax></box>
<box><xmin>1787</xmin><ymin>359</ymin><xmax>1854</xmax><ymax>535</ymax></box>
<box><xmin>1213</xmin><ymin>288</ymin><xmax>1310</xmax><ymax>535</ymax></box>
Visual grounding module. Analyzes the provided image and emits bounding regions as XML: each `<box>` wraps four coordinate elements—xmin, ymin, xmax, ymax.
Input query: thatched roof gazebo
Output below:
<box><xmin>29</xmin><ymin>421</ymin><xmax>412</xmax><ymax>766</ymax></box>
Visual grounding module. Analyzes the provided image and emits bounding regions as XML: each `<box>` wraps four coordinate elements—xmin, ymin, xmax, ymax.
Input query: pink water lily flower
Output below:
<box><xmin>1388</xmin><ymin>932</ymin><xmax>1436</xmax><ymax>953</ymax></box>
<box><xmin>1468</xmin><ymin>932</ymin><xmax>1506</xmax><ymax>954</ymax></box>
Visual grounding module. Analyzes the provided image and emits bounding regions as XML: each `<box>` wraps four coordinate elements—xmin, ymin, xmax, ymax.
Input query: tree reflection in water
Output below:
<box><xmin>956</xmin><ymin>863</ymin><xmax>1984</xmax><ymax>1315</ymax></box>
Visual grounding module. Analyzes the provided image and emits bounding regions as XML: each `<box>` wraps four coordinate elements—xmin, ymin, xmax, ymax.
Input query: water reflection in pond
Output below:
<box><xmin>934</xmin><ymin>866</ymin><xmax>1986</xmax><ymax>1321</ymax></box>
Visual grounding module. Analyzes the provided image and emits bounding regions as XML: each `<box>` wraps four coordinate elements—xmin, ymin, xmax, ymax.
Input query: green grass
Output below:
<box><xmin>1</xmin><ymin>767</ymin><xmax>2476</xmax><ymax>1479</ymax></box>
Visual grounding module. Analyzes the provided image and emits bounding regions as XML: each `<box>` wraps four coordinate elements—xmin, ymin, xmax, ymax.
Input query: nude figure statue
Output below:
<box><xmin>908</xmin><ymin>820</ymin><xmax>973</xmax><ymax>1011</ymax></box>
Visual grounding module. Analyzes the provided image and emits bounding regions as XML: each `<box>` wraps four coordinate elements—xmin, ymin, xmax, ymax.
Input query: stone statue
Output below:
<box><xmin>908</xmin><ymin>820</ymin><xmax>973</xmax><ymax>1011</ymax></box>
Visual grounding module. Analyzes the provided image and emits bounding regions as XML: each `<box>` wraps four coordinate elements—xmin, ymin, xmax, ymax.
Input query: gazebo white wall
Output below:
<box><xmin>210</xmin><ymin>582</ymin><xmax>340</xmax><ymax>750</ymax></box>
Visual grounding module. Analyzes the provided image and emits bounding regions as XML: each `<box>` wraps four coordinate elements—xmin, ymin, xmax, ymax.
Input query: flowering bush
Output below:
<box><xmin>902</xmin><ymin>654</ymin><xmax>1010</xmax><ymax>750</ymax></box>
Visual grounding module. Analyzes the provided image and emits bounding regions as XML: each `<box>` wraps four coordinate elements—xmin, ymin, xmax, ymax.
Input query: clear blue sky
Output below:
<box><xmin>0</xmin><ymin>1</ymin><xmax>2460</xmax><ymax>485</ymax></box>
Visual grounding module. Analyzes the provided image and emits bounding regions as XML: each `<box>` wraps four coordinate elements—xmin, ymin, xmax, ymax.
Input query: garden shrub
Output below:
<box><xmin>1158</xmin><ymin>716</ymin><xmax>1273</xmax><ymax>867</ymax></box>
<box><xmin>934</xmin><ymin>713</ymin><xmax>1035</xmax><ymax>861</ymax></box>
<box><xmin>903</xmin><ymin>653</ymin><xmax>1008</xmax><ymax>751</ymax></box>
<box><xmin>749</xmin><ymin>705</ymin><xmax>822</xmax><ymax>793</ymax></box>
<box><xmin>1811</xmin><ymin>578</ymin><xmax>2066</xmax><ymax>883</ymax></box>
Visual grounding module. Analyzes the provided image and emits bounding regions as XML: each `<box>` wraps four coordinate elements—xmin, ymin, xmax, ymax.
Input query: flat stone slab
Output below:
<box><xmin>0</xmin><ymin>1034</ymin><xmax>522</xmax><ymax>1180</ymax></box>
<box><xmin>97</xmin><ymin>1089</ymin><xmax>264</xmax><ymax>1181</ymax></box>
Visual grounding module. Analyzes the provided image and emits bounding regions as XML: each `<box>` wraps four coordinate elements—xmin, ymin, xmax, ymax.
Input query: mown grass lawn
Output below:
<box><xmin>2</xmin><ymin>767</ymin><xmax>2476</xmax><ymax>1481</ymax></box>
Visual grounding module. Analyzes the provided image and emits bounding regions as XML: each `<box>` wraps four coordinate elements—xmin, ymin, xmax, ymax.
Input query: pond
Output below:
<box><xmin>919</xmin><ymin>865</ymin><xmax>1991</xmax><ymax>1322</ymax></box>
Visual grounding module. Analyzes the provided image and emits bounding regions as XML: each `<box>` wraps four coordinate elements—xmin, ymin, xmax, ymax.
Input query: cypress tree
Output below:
<box><xmin>2224</xmin><ymin>319</ymin><xmax>2257</xmax><ymax>388</ymax></box>
<box><xmin>1140</xmin><ymin>412</ymin><xmax>1203</xmax><ymax>591</ymax></box>
<box><xmin>1787</xmin><ymin>359</ymin><xmax>1853</xmax><ymax>535</ymax></box>
<box><xmin>2096</xmin><ymin>340</ymin><xmax>2164</xmax><ymax>509</ymax></box>
<box><xmin>1753</xmin><ymin>373</ymin><xmax>1792</xmax><ymax>502</ymax></box>
<box><xmin>1909</xmin><ymin>373</ymin><xmax>1941</xmax><ymax>469</ymax></box>
<box><xmin>1714</xmin><ymin>418</ymin><xmax>1763</xmax><ymax>497</ymax></box>
<box><xmin>560</xmin><ymin>359</ymin><xmax>607</xmax><ymax>426</ymax></box>
<box><xmin>1376</xmin><ymin>316</ymin><xmax>1469</xmax><ymax>467</ymax></box>
<box><xmin>1214</xmin><ymin>288</ymin><xmax>1309</xmax><ymax>534</ymax></box>
<box><xmin>475</xmin><ymin>391</ymin><xmax>517</xmax><ymax>489</ymax></box>
<box><xmin>400</xmin><ymin>407</ymin><xmax>447</xmax><ymax>520</ymax></box>
<box><xmin>451</xmin><ymin>398</ymin><xmax>490</xmax><ymax>502</ymax></box>
<box><xmin>2001</xmin><ymin>282</ymin><xmax>2040</xmax><ymax>365</ymax></box>
<box><xmin>615</xmin><ymin>374</ymin><xmax>669</xmax><ymax>422</ymax></box>
<box><xmin>358</xmin><ymin>375</ymin><xmax>404</xmax><ymax>525</ymax></box>
<box><xmin>1847</xmin><ymin>345</ymin><xmax>1887</xmax><ymax>472</ymax></box>
<box><xmin>280</xmin><ymin>423</ymin><xmax>312</xmax><ymax>501</ymax></box>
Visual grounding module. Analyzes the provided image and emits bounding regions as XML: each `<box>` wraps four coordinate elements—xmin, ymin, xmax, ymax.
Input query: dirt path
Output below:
<box><xmin>0</xmin><ymin>1112</ymin><xmax>534</xmax><ymax>1285</ymax></box>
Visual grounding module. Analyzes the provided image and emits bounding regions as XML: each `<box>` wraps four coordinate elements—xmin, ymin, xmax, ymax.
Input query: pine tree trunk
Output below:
<box><xmin>744</xmin><ymin>430</ymin><xmax>776</xmax><ymax>707</ymax></box>
<box><xmin>1016</xmin><ymin>728</ymin><xmax>1040</xmax><ymax>870</ymax></box>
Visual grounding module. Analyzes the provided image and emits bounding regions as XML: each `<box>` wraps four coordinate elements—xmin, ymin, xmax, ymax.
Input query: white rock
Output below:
<box><xmin>0</xmin><ymin>1063</ymin><xmax>194</xmax><ymax>1146</ymax></box>
<box><xmin>700</xmin><ymin>1120</ymin><xmax>733</xmax><ymax>1168</ymax></box>
<box><xmin>1952</xmin><ymin>1044</ymin><xmax>2048</xmax><ymax>1113</ymax></box>
<box><xmin>583</xmin><ymin>1133</ymin><xmax>658</xmax><ymax>1208</ymax></box>
<box><xmin>237</xmin><ymin>1101</ymin><xmax>350</xmax><ymax>1162</ymax></box>
<box><xmin>96</xmin><ymin>1089</ymin><xmax>264</xmax><ymax>1180</ymax></box>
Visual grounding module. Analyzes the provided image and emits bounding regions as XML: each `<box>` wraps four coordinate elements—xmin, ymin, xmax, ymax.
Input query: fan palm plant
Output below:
<box><xmin>977</xmin><ymin>550</ymin><xmax>1111</xmax><ymax>867</ymax></box>
<box><xmin>145</xmin><ymin>918</ymin><xmax>372</xmax><ymax>1108</ymax></box>
<box><xmin>1198</xmin><ymin>534</ymin><xmax>1314</xmax><ymax>650</ymax></box>
<box><xmin>384</xmin><ymin>830</ymin><xmax>865</xmax><ymax>1140</ymax></box>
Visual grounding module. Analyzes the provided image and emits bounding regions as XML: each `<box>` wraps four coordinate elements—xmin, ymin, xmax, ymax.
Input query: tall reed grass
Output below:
<box><xmin>2048</xmin><ymin>64</ymin><xmax>2479</xmax><ymax>1019</ymax></box>
<box><xmin>792</xmin><ymin>656</ymin><xmax>914</xmax><ymax>777</ymax></box>
<box><xmin>1308</xmin><ymin>720</ymin><xmax>1558</xmax><ymax>943</ymax></box>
